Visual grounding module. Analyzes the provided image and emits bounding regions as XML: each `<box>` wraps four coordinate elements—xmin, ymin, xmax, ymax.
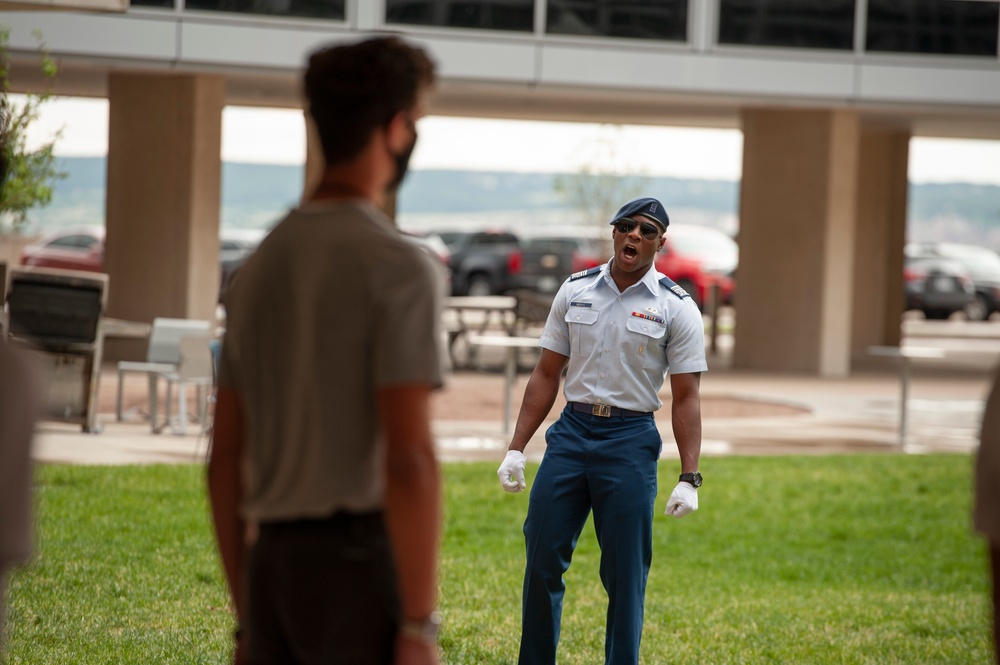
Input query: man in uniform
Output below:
<box><xmin>497</xmin><ymin>197</ymin><xmax>707</xmax><ymax>665</ymax></box>
<box><xmin>208</xmin><ymin>37</ymin><xmax>443</xmax><ymax>665</ymax></box>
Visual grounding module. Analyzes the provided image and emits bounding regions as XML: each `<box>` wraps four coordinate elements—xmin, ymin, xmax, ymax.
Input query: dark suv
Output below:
<box><xmin>514</xmin><ymin>236</ymin><xmax>604</xmax><ymax>294</ymax></box>
<box><xmin>906</xmin><ymin>243</ymin><xmax>1000</xmax><ymax>321</ymax></box>
<box><xmin>437</xmin><ymin>230</ymin><xmax>522</xmax><ymax>296</ymax></box>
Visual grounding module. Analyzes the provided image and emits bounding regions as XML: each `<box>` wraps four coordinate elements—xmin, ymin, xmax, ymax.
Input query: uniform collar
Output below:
<box><xmin>601</xmin><ymin>259</ymin><xmax>661</xmax><ymax>295</ymax></box>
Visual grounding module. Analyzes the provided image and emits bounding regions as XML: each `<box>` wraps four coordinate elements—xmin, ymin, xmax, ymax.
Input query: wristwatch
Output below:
<box><xmin>400</xmin><ymin>611</ymin><xmax>441</xmax><ymax>645</ymax></box>
<box><xmin>679</xmin><ymin>472</ymin><xmax>703</xmax><ymax>488</ymax></box>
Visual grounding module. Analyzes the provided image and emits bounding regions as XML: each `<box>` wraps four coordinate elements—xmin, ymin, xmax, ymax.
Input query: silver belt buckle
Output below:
<box><xmin>592</xmin><ymin>404</ymin><xmax>612</xmax><ymax>417</ymax></box>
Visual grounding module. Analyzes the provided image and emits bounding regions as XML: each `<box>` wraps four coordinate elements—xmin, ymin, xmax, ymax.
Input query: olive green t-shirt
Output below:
<box><xmin>218</xmin><ymin>200</ymin><xmax>443</xmax><ymax>521</ymax></box>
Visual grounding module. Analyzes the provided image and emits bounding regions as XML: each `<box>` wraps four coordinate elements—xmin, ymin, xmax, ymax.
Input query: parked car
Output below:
<box><xmin>514</xmin><ymin>235</ymin><xmax>604</xmax><ymax>294</ymax></box>
<box><xmin>654</xmin><ymin>224</ymin><xmax>737</xmax><ymax>309</ymax></box>
<box><xmin>903</xmin><ymin>256</ymin><xmax>975</xmax><ymax>319</ymax></box>
<box><xmin>906</xmin><ymin>242</ymin><xmax>1000</xmax><ymax>320</ymax></box>
<box><xmin>20</xmin><ymin>225</ymin><xmax>265</xmax><ymax>302</ymax></box>
<box><xmin>19</xmin><ymin>226</ymin><xmax>105</xmax><ymax>272</ymax></box>
<box><xmin>436</xmin><ymin>230</ymin><xmax>522</xmax><ymax>296</ymax></box>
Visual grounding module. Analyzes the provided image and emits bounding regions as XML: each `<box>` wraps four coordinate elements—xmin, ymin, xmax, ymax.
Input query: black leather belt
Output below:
<box><xmin>567</xmin><ymin>402</ymin><xmax>651</xmax><ymax>419</ymax></box>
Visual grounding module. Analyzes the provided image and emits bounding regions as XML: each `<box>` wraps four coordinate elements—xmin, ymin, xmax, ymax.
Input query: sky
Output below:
<box><xmin>16</xmin><ymin>95</ymin><xmax>1000</xmax><ymax>185</ymax></box>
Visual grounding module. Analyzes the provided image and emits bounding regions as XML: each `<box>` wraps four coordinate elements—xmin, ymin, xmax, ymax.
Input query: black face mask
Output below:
<box><xmin>387</xmin><ymin>132</ymin><xmax>417</xmax><ymax>193</ymax></box>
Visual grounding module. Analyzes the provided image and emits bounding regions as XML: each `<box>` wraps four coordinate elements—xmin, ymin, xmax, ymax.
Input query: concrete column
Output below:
<box><xmin>105</xmin><ymin>72</ymin><xmax>224</xmax><ymax>356</ymax></box>
<box><xmin>851</xmin><ymin>129</ymin><xmax>909</xmax><ymax>357</ymax></box>
<box><xmin>734</xmin><ymin>108</ymin><xmax>860</xmax><ymax>376</ymax></box>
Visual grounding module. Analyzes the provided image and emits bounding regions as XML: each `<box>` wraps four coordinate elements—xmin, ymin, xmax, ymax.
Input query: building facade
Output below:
<box><xmin>3</xmin><ymin>0</ymin><xmax>999</xmax><ymax>372</ymax></box>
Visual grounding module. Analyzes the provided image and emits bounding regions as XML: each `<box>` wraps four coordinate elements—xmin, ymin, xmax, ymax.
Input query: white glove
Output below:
<box><xmin>497</xmin><ymin>450</ymin><xmax>526</xmax><ymax>493</ymax></box>
<box><xmin>665</xmin><ymin>481</ymin><xmax>698</xmax><ymax>518</ymax></box>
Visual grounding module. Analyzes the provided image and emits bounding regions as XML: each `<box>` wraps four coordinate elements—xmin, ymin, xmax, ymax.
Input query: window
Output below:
<box><xmin>130</xmin><ymin>0</ymin><xmax>174</xmax><ymax>8</ymax></box>
<box><xmin>48</xmin><ymin>234</ymin><xmax>100</xmax><ymax>251</ymax></box>
<box><xmin>183</xmin><ymin>0</ymin><xmax>345</xmax><ymax>20</ymax></box>
<box><xmin>867</xmin><ymin>0</ymin><xmax>999</xmax><ymax>57</ymax></box>
<box><xmin>385</xmin><ymin>0</ymin><xmax>534</xmax><ymax>32</ymax></box>
<box><xmin>718</xmin><ymin>0</ymin><xmax>856</xmax><ymax>50</ymax></box>
<box><xmin>546</xmin><ymin>0</ymin><xmax>687</xmax><ymax>41</ymax></box>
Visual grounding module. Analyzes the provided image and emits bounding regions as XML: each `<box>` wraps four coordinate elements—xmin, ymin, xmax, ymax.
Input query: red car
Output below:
<box><xmin>654</xmin><ymin>225</ymin><xmax>737</xmax><ymax>309</ymax></box>
<box><xmin>19</xmin><ymin>226</ymin><xmax>105</xmax><ymax>273</ymax></box>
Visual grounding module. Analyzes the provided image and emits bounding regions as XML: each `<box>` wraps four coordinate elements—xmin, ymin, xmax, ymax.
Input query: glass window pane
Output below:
<box><xmin>184</xmin><ymin>0</ymin><xmax>344</xmax><ymax>20</ymax></box>
<box><xmin>718</xmin><ymin>0</ymin><xmax>856</xmax><ymax>50</ymax></box>
<box><xmin>131</xmin><ymin>0</ymin><xmax>174</xmax><ymax>8</ymax></box>
<box><xmin>385</xmin><ymin>0</ymin><xmax>534</xmax><ymax>32</ymax></box>
<box><xmin>867</xmin><ymin>0</ymin><xmax>999</xmax><ymax>57</ymax></box>
<box><xmin>547</xmin><ymin>0</ymin><xmax>688</xmax><ymax>41</ymax></box>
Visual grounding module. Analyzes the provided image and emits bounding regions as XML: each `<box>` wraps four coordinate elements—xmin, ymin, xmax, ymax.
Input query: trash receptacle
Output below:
<box><xmin>5</xmin><ymin>267</ymin><xmax>109</xmax><ymax>433</ymax></box>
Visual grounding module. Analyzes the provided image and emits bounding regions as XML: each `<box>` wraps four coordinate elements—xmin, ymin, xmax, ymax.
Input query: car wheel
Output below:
<box><xmin>965</xmin><ymin>295</ymin><xmax>990</xmax><ymax>322</ymax></box>
<box><xmin>467</xmin><ymin>275</ymin><xmax>493</xmax><ymax>297</ymax></box>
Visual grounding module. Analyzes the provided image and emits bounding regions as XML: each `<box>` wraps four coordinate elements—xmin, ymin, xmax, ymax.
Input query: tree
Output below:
<box><xmin>553</xmin><ymin>125</ymin><xmax>649</xmax><ymax>259</ymax></box>
<box><xmin>0</xmin><ymin>27</ymin><xmax>64</xmax><ymax>233</ymax></box>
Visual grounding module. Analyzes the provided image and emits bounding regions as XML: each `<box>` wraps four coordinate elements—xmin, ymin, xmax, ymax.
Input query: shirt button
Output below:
<box><xmin>617</xmin><ymin>297</ymin><xmax>622</xmax><ymax>301</ymax></box>
<box><xmin>643</xmin><ymin>326</ymin><xmax>648</xmax><ymax>332</ymax></box>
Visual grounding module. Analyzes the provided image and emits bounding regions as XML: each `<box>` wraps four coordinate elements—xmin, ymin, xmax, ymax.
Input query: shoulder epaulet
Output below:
<box><xmin>569</xmin><ymin>266</ymin><xmax>602</xmax><ymax>281</ymax></box>
<box><xmin>659</xmin><ymin>275</ymin><xmax>690</xmax><ymax>300</ymax></box>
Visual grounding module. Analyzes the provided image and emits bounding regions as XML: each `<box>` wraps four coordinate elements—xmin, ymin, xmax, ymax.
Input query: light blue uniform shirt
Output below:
<box><xmin>539</xmin><ymin>260</ymin><xmax>708</xmax><ymax>413</ymax></box>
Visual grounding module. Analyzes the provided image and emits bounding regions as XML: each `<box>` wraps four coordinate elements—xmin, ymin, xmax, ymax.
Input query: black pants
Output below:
<box><xmin>245</xmin><ymin>511</ymin><xmax>400</xmax><ymax>665</ymax></box>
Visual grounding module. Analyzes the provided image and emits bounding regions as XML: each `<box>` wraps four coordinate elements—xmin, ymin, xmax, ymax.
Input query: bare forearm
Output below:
<box><xmin>384</xmin><ymin>442</ymin><xmax>441</xmax><ymax>620</ymax></box>
<box><xmin>671</xmin><ymin>386</ymin><xmax>702</xmax><ymax>474</ymax></box>
<box><xmin>207</xmin><ymin>389</ymin><xmax>247</xmax><ymax>623</ymax></box>
<box><xmin>509</xmin><ymin>351</ymin><xmax>567</xmax><ymax>453</ymax></box>
<box><xmin>208</xmin><ymin>453</ymin><xmax>246</xmax><ymax>619</ymax></box>
<box><xmin>379</xmin><ymin>385</ymin><xmax>441</xmax><ymax>622</ymax></box>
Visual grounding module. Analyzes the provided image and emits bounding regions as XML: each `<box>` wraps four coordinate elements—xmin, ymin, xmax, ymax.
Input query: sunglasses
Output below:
<box><xmin>614</xmin><ymin>219</ymin><xmax>662</xmax><ymax>240</ymax></box>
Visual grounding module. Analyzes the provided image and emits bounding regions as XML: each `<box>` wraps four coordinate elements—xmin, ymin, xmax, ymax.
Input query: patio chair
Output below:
<box><xmin>154</xmin><ymin>333</ymin><xmax>215</xmax><ymax>436</ymax></box>
<box><xmin>115</xmin><ymin>317</ymin><xmax>211</xmax><ymax>423</ymax></box>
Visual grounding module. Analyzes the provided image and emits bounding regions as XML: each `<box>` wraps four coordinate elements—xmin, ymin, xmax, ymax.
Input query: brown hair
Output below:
<box><xmin>304</xmin><ymin>36</ymin><xmax>436</xmax><ymax>166</ymax></box>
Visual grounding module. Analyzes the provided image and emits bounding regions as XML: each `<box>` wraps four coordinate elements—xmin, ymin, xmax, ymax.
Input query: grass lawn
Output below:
<box><xmin>2</xmin><ymin>454</ymin><xmax>992</xmax><ymax>664</ymax></box>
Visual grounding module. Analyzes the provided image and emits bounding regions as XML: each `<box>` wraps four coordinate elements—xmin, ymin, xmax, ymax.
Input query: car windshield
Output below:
<box><xmin>938</xmin><ymin>245</ymin><xmax>1000</xmax><ymax>273</ymax></box>
<box><xmin>668</xmin><ymin>228</ymin><xmax>738</xmax><ymax>260</ymax></box>
<box><xmin>525</xmin><ymin>238</ymin><xmax>582</xmax><ymax>252</ymax></box>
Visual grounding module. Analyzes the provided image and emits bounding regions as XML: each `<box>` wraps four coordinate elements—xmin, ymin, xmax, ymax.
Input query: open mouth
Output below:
<box><xmin>623</xmin><ymin>245</ymin><xmax>638</xmax><ymax>260</ymax></box>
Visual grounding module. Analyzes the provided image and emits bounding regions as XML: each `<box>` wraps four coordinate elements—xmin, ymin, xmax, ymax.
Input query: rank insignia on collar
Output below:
<box><xmin>570</xmin><ymin>266</ymin><xmax>602</xmax><ymax>281</ymax></box>
<box><xmin>658</xmin><ymin>275</ymin><xmax>691</xmax><ymax>300</ymax></box>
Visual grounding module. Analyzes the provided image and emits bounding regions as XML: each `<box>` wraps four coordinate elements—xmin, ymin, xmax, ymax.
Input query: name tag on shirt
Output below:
<box><xmin>569</xmin><ymin>301</ymin><xmax>592</xmax><ymax>308</ymax></box>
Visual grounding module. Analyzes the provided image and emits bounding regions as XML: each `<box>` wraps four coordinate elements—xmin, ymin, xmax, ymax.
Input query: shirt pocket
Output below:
<box><xmin>564</xmin><ymin>308</ymin><xmax>601</xmax><ymax>357</ymax></box>
<box><xmin>622</xmin><ymin>317</ymin><xmax>667</xmax><ymax>369</ymax></box>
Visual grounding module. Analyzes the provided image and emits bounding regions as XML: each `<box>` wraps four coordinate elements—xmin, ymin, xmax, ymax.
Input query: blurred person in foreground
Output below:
<box><xmin>976</xmin><ymin>363</ymin><xmax>1000</xmax><ymax>663</ymax></box>
<box><xmin>207</xmin><ymin>36</ymin><xmax>443</xmax><ymax>665</ymax></box>
<box><xmin>0</xmin><ymin>336</ymin><xmax>41</xmax><ymax>653</ymax></box>
<box><xmin>0</xmin><ymin>135</ymin><xmax>42</xmax><ymax>655</ymax></box>
<box><xmin>496</xmin><ymin>197</ymin><xmax>707</xmax><ymax>665</ymax></box>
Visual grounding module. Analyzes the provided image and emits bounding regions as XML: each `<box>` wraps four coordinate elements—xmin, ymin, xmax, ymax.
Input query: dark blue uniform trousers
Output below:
<box><xmin>519</xmin><ymin>406</ymin><xmax>661</xmax><ymax>665</ymax></box>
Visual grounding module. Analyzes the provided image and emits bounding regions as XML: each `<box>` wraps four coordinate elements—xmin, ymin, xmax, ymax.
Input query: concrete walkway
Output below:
<box><xmin>29</xmin><ymin>348</ymin><xmax>994</xmax><ymax>466</ymax></box>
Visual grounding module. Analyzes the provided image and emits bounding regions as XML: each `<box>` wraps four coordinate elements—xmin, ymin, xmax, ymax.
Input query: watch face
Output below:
<box><xmin>681</xmin><ymin>472</ymin><xmax>703</xmax><ymax>488</ymax></box>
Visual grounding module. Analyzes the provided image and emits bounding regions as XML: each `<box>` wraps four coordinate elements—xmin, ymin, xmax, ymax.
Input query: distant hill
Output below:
<box><xmin>10</xmin><ymin>157</ymin><xmax>1000</xmax><ymax>247</ymax></box>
